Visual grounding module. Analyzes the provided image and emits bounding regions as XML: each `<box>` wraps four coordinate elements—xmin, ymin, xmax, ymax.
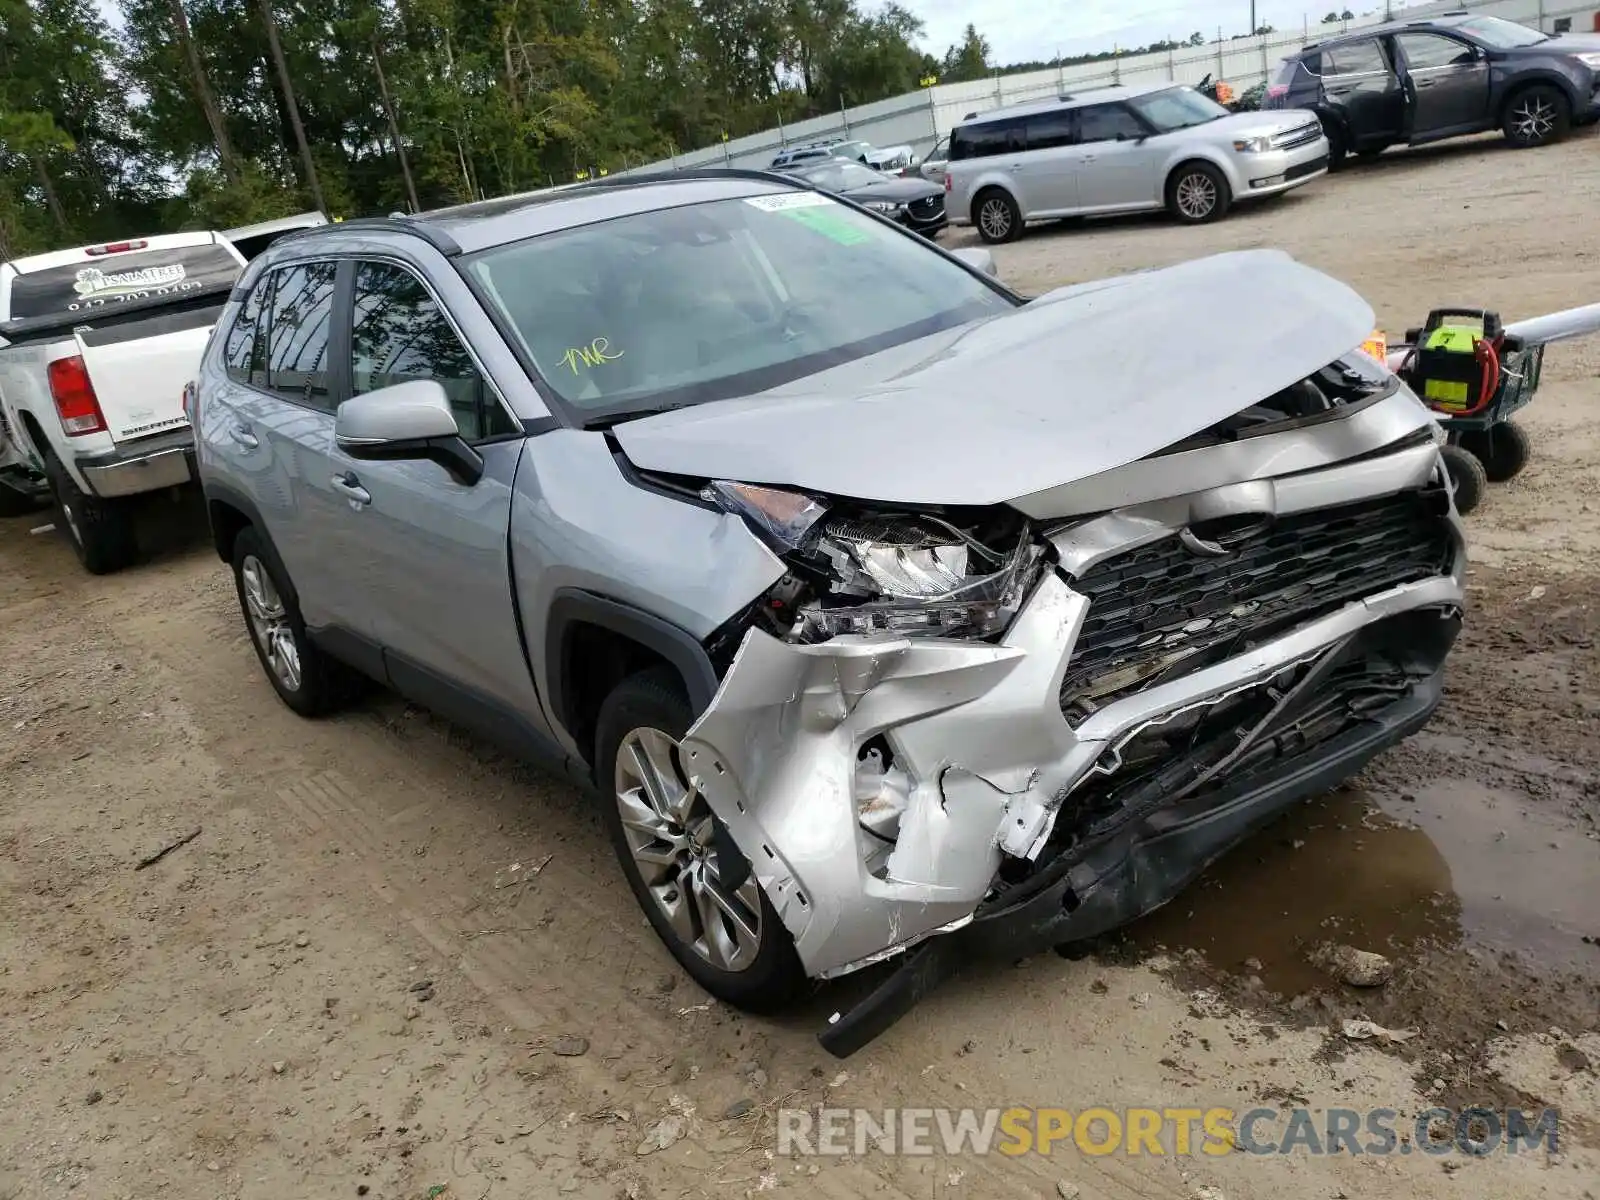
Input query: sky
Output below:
<box><xmin>898</xmin><ymin>0</ymin><xmax>1406</xmax><ymax>63</ymax></box>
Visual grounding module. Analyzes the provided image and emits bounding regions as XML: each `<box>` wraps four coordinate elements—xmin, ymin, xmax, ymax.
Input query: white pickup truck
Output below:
<box><xmin>0</xmin><ymin>214</ymin><xmax>325</xmax><ymax>573</ymax></box>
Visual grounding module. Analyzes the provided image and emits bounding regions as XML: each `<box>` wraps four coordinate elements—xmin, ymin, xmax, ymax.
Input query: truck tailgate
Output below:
<box><xmin>73</xmin><ymin>314</ymin><xmax>216</xmax><ymax>441</ymax></box>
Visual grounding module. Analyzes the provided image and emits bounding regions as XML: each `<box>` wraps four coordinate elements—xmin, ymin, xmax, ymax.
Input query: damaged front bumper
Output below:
<box><xmin>679</xmin><ymin>439</ymin><xmax>1466</xmax><ymax>1054</ymax></box>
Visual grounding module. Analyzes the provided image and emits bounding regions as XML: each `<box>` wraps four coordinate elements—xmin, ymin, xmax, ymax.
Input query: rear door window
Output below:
<box><xmin>263</xmin><ymin>261</ymin><xmax>338</xmax><ymax>409</ymax></box>
<box><xmin>1323</xmin><ymin>39</ymin><xmax>1390</xmax><ymax>76</ymax></box>
<box><xmin>1076</xmin><ymin>104</ymin><xmax>1146</xmax><ymax>144</ymax></box>
<box><xmin>1022</xmin><ymin>110</ymin><xmax>1076</xmax><ymax>151</ymax></box>
<box><xmin>6</xmin><ymin>243</ymin><xmax>240</xmax><ymax>321</ymax></box>
<box><xmin>949</xmin><ymin>118</ymin><xmax>1025</xmax><ymax>161</ymax></box>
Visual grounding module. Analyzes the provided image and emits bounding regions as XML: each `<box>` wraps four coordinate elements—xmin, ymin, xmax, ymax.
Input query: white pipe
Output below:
<box><xmin>1504</xmin><ymin>302</ymin><xmax>1600</xmax><ymax>348</ymax></box>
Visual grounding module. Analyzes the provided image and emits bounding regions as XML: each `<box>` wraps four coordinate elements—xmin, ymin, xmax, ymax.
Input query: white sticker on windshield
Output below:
<box><xmin>743</xmin><ymin>191</ymin><xmax>833</xmax><ymax>211</ymax></box>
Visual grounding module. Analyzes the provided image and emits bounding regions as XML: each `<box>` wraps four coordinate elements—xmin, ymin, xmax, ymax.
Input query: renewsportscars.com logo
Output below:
<box><xmin>777</xmin><ymin>1106</ymin><xmax>1561</xmax><ymax>1158</ymax></box>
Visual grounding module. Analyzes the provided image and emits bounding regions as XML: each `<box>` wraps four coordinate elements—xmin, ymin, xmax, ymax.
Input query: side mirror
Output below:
<box><xmin>335</xmin><ymin>378</ymin><xmax>484</xmax><ymax>486</ymax></box>
<box><xmin>950</xmin><ymin>247</ymin><xmax>999</xmax><ymax>278</ymax></box>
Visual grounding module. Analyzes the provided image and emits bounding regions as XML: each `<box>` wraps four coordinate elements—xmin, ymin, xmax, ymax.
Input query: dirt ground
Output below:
<box><xmin>3</xmin><ymin>131</ymin><xmax>1599</xmax><ymax>1200</ymax></box>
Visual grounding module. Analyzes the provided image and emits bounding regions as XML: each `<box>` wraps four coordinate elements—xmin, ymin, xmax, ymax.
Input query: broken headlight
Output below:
<box><xmin>796</xmin><ymin>510</ymin><xmax>1037</xmax><ymax>641</ymax></box>
<box><xmin>707</xmin><ymin>482</ymin><xmax>1040</xmax><ymax>642</ymax></box>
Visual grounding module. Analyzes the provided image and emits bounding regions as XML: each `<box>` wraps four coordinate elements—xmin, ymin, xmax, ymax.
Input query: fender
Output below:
<box><xmin>201</xmin><ymin>479</ymin><xmax>292</xmax><ymax>589</ymax></box>
<box><xmin>1490</xmin><ymin>66</ymin><xmax>1584</xmax><ymax>114</ymax></box>
<box><xmin>544</xmin><ymin>588</ymin><xmax>722</xmax><ymax>738</ymax></box>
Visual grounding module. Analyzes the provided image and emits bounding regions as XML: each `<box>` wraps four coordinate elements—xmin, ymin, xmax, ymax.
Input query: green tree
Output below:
<box><xmin>940</xmin><ymin>22</ymin><xmax>990</xmax><ymax>83</ymax></box>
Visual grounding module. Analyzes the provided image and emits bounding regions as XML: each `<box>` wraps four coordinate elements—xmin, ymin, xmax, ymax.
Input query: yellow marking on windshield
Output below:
<box><xmin>560</xmin><ymin>337</ymin><xmax>624</xmax><ymax>373</ymax></box>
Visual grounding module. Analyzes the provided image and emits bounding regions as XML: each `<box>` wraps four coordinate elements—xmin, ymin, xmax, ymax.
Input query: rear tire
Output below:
<box><xmin>1165</xmin><ymin>162</ymin><xmax>1232</xmax><ymax>224</ymax></box>
<box><xmin>1463</xmin><ymin>419</ymin><xmax>1531</xmax><ymax>483</ymax></box>
<box><xmin>44</xmin><ymin>454</ymin><xmax>137</xmax><ymax>574</ymax></box>
<box><xmin>972</xmin><ymin>188</ymin><xmax>1023</xmax><ymax>244</ymax></box>
<box><xmin>1441</xmin><ymin>443</ymin><xmax>1489</xmax><ymax>515</ymax></box>
<box><xmin>1502</xmin><ymin>84</ymin><xmax>1570</xmax><ymax>148</ymax></box>
<box><xmin>231</xmin><ymin>526</ymin><xmax>346</xmax><ymax>717</ymax></box>
<box><xmin>595</xmin><ymin>667</ymin><xmax>807</xmax><ymax>1012</ymax></box>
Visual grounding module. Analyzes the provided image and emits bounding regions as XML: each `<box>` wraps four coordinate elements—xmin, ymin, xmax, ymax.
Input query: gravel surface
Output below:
<box><xmin>3</xmin><ymin>129</ymin><xmax>1598</xmax><ymax>1199</ymax></box>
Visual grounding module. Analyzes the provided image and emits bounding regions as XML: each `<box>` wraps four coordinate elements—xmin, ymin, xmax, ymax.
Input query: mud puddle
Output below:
<box><xmin>1120</xmin><ymin>779</ymin><xmax>1600</xmax><ymax>998</ymax></box>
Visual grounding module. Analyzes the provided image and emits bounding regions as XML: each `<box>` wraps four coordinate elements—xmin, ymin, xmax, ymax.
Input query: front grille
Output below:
<box><xmin>1272</xmin><ymin>121</ymin><xmax>1323</xmax><ymax>150</ymax></box>
<box><xmin>1058</xmin><ymin>487</ymin><xmax>1454</xmax><ymax>720</ymax></box>
<box><xmin>909</xmin><ymin>196</ymin><xmax>944</xmax><ymax>217</ymax></box>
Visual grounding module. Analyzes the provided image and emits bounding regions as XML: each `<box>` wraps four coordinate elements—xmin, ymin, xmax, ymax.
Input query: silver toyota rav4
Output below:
<box><xmin>195</xmin><ymin>171</ymin><xmax>1464</xmax><ymax>1054</ymax></box>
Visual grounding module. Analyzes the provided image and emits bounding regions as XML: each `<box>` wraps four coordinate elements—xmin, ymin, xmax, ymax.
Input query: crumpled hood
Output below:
<box><xmin>612</xmin><ymin>248</ymin><xmax>1375</xmax><ymax>507</ymax></box>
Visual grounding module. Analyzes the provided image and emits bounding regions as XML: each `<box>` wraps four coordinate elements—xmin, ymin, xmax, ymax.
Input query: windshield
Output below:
<box><xmin>1455</xmin><ymin>16</ymin><xmax>1547</xmax><ymax>48</ymax></box>
<box><xmin>464</xmin><ymin>192</ymin><xmax>1013</xmax><ymax>424</ymax></box>
<box><xmin>1126</xmin><ymin>86</ymin><xmax>1230</xmax><ymax>132</ymax></box>
<box><xmin>831</xmin><ymin>141</ymin><xmax>873</xmax><ymax>160</ymax></box>
<box><xmin>796</xmin><ymin>162</ymin><xmax>888</xmax><ymax>190</ymax></box>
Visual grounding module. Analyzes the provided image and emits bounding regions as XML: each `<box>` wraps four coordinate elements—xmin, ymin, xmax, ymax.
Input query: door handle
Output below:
<box><xmin>330</xmin><ymin>472</ymin><xmax>371</xmax><ymax>507</ymax></box>
<box><xmin>1416</xmin><ymin>78</ymin><xmax>1439</xmax><ymax>89</ymax></box>
<box><xmin>228</xmin><ymin>423</ymin><xmax>259</xmax><ymax>449</ymax></box>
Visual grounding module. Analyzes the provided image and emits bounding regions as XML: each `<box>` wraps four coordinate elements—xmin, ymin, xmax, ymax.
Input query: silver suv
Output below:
<box><xmin>947</xmin><ymin>82</ymin><xmax>1330</xmax><ymax>241</ymax></box>
<box><xmin>195</xmin><ymin>171</ymin><xmax>1463</xmax><ymax>1055</ymax></box>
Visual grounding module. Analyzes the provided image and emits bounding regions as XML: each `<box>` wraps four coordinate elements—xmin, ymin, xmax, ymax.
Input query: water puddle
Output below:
<box><xmin>1124</xmin><ymin>779</ymin><xmax>1600</xmax><ymax>996</ymax></box>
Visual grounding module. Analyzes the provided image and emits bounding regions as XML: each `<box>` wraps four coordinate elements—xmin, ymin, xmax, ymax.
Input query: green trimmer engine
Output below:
<box><xmin>1403</xmin><ymin>308</ymin><xmax>1504</xmax><ymax>417</ymax></box>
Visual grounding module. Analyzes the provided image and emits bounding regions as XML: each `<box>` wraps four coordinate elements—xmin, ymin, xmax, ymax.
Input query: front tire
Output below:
<box><xmin>595</xmin><ymin>668</ymin><xmax>806</xmax><ymax>1011</ymax></box>
<box><xmin>231</xmin><ymin>526</ymin><xmax>345</xmax><ymax>717</ymax></box>
<box><xmin>1441</xmin><ymin>443</ymin><xmax>1488</xmax><ymax>515</ymax></box>
<box><xmin>44</xmin><ymin>453</ymin><xmax>137</xmax><ymax>575</ymax></box>
<box><xmin>1166</xmin><ymin>162</ymin><xmax>1232</xmax><ymax>224</ymax></box>
<box><xmin>972</xmin><ymin>188</ymin><xmax>1023</xmax><ymax>244</ymax></box>
<box><xmin>1502</xmin><ymin>84</ymin><xmax>1570</xmax><ymax>148</ymax></box>
<box><xmin>1321</xmin><ymin>119</ymin><xmax>1348</xmax><ymax>170</ymax></box>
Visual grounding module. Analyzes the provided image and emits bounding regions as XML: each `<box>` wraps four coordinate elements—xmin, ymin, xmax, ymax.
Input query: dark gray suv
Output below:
<box><xmin>1267</xmin><ymin>13</ymin><xmax>1600</xmax><ymax>161</ymax></box>
<box><xmin>194</xmin><ymin>171</ymin><xmax>1465</xmax><ymax>1054</ymax></box>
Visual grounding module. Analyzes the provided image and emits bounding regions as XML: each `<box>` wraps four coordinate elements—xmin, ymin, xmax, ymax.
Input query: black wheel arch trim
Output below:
<box><xmin>203</xmin><ymin>482</ymin><xmax>300</xmax><ymax>609</ymax></box>
<box><xmin>1498</xmin><ymin>72</ymin><xmax>1580</xmax><ymax>116</ymax></box>
<box><xmin>545</xmin><ymin>589</ymin><xmax>723</xmax><ymax>741</ymax></box>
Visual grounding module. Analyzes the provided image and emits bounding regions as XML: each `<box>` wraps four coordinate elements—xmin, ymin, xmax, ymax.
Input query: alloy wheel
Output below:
<box><xmin>240</xmin><ymin>555</ymin><xmax>302</xmax><ymax>693</ymax></box>
<box><xmin>979</xmin><ymin>198</ymin><xmax>1012</xmax><ymax>241</ymax></box>
<box><xmin>1510</xmin><ymin>96</ymin><xmax>1556</xmax><ymax>143</ymax></box>
<box><xmin>1175</xmin><ymin>172</ymin><xmax>1218</xmax><ymax>219</ymax></box>
<box><xmin>614</xmin><ymin>726</ymin><xmax>764</xmax><ymax>972</ymax></box>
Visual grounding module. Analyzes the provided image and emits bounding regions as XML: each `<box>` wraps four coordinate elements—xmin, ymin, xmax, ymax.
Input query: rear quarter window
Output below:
<box><xmin>6</xmin><ymin>244</ymin><xmax>241</xmax><ymax>322</ymax></box>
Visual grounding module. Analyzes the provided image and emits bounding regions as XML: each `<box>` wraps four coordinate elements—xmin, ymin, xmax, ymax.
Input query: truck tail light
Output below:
<box><xmin>47</xmin><ymin>356</ymin><xmax>108</xmax><ymax>436</ymax></box>
<box><xmin>944</xmin><ymin>172</ymin><xmax>952</xmax><ymax>192</ymax></box>
<box><xmin>181</xmin><ymin>381</ymin><xmax>196</xmax><ymax>425</ymax></box>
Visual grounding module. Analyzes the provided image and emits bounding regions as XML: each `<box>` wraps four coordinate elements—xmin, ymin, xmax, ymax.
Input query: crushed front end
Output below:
<box><xmin>677</xmin><ymin>359</ymin><xmax>1465</xmax><ymax>1055</ymax></box>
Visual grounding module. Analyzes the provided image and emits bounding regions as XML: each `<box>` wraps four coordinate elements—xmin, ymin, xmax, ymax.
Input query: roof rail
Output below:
<box><xmin>568</xmin><ymin>166</ymin><xmax>839</xmax><ymax>202</ymax></box>
<box><xmin>290</xmin><ymin>215</ymin><xmax>463</xmax><ymax>256</ymax></box>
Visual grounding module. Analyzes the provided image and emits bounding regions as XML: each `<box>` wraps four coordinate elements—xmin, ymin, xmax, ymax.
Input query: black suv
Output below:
<box><xmin>1266</xmin><ymin>13</ymin><xmax>1600</xmax><ymax>162</ymax></box>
